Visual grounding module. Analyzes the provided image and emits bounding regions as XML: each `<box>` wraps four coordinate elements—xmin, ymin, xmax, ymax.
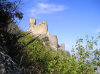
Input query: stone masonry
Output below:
<box><xmin>29</xmin><ymin>18</ymin><xmax>48</xmax><ymax>35</ymax></box>
<box><xmin>28</xmin><ymin>18</ymin><xmax>65</xmax><ymax>50</ymax></box>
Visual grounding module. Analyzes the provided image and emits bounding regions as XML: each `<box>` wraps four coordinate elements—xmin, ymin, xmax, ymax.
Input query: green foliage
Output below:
<box><xmin>17</xmin><ymin>32</ymin><xmax>74</xmax><ymax>73</ymax></box>
<box><xmin>0</xmin><ymin>0</ymin><xmax>23</xmax><ymax>61</ymax></box>
<box><xmin>0</xmin><ymin>0</ymin><xmax>23</xmax><ymax>23</ymax></box>
<box><xmin>15</xmin><ymin>32</ymin><xmax>100</xmax><ymax>74</ymax></box>
<box><xmin>71</xmin><ymin>36</ymin><xmax>100</xmax><ymax>74</ymax></box>
<box><xmin>42</xmin><ymin>36</ymin><xmax>49</xmax><ymax>42</ymax></box>
<box><xmin>93</xmin><ymin>49</ymin><xmax>100</xmax><ymax>67</ymax></box>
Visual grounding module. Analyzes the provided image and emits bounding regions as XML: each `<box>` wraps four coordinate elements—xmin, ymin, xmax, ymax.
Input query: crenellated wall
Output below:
<box><xmin>29</xmin><ymin>18</ymin><xmax>48</xmax><ymax>35</ymax></box>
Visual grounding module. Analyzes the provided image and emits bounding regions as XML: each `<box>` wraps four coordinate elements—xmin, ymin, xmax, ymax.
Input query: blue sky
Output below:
<box><xmin>19</xmin><ymin>0</ymin><xmax>100</xmax><ymax>52</ymax></box>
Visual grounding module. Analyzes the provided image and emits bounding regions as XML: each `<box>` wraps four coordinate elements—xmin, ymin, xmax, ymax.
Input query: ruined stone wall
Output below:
<box><xmin>48</xmin><ymin>34</ymin><xmax>58</xmax><ymax>50</ymax></box>
<box><xmin>29</xmin><ymin>18</ymin><xmax>48</xmax><ymax>35</ymax></box>
<box><xmin>28</xmin><ymin>18</ymin><xmax>65</xmax><ymax>50</ymax></box>
<box><xmin>58</xmin><ymin>43</ymin><xmax>65</xmax><ymax>50</ymax></box>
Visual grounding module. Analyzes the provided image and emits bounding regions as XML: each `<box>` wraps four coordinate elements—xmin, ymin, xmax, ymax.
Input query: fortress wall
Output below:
<box><xmin>49</xmin><ymin>35</ymin><xmax>58</xmax><ymax>50</ymax></box>
<box><xmin>29</xmin><ymin>19</ymin><xmax>48</xmax><ymax>35</ymax></box>
<box><xmin>28</xmin><ymin>18</ymin><xmax>65</xmax><ymax>50</ymax></box>
<box><xmin>58</xmin><ymin>43</ymin><xmax>65</xmax><ymax>50</ymax></box>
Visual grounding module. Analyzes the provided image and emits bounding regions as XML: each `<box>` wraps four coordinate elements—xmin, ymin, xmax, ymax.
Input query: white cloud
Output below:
<box><xmin>29</xmin><ymin>3</ymin><xmax>66</xmax><ymax>16</ymax></box>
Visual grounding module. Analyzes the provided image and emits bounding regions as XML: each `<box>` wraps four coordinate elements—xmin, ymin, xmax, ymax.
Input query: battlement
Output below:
<box><xmin>29</xmin><ymin>18</ymin><xmax>48</xmax><ymax>35</ymax></box>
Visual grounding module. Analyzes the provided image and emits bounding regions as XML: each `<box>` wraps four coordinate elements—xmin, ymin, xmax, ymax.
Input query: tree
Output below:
<box><xmin>71</xmin><ymin>36</ymin><xmax>98</xmax><ymax>74</ymax></box>
<box><xmin>0</xmin><ymin>0</ymin><xmax>23</xmax><ymax>62</ymax></box>
<box><xmin>0</xmin><ymin>0</ymin><xmax>23</xmax><ymax>24</ymax></box>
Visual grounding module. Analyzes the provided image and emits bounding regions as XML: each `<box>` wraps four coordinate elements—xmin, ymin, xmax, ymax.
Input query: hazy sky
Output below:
<box><xmin>19</xmin><ymin>0</ymin><xmax>100</xmax><ymax>52</ymax></box>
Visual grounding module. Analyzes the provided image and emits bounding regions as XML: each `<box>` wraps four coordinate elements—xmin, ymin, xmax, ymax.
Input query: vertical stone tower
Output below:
<box><xmin>30</xmin><ymin>18</ymin><xmax>36</xmax><ymax>24</ymax></box>
<box><xmin>29</xmin><ymin>18</ymin><xmax>36</xmax><ymax>32</ymax></box>
<box><xmin>49</xmin><ymin>35</ymin><xmax>58</xmax><ymax>50</ymax></box>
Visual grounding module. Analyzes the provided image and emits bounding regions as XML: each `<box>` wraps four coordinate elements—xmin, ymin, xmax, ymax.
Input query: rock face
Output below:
<box><xmin>28</xmin><ymin>18</ymin><xmax>65</xmax><ymax>50</ymax></box>
<box><xmin>0</xmin><ymin>43</ymin><xmax>22</xmax><ymax>74</ymax></box>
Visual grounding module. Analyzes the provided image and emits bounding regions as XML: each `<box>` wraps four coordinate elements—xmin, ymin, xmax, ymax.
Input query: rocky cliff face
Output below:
<box><xmin>0</xmin><ymin>43</ymin><xmax>22</xmax><ymax>74</ymax></box>
<box><xmin>28</xmin><ymin>18</ymin><xmax>65</xmax><ymax>50</ymax></box>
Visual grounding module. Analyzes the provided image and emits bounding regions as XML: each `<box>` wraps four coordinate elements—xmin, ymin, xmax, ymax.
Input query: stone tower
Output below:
<box><xmin>30</xmin><ymin>18</ymin><xmax>36</xmax><ymax>24</ymax></box>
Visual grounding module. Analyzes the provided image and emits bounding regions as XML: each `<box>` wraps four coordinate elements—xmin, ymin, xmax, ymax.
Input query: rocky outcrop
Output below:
<box><xmin>28</xmin><ymin>18</ymin><xmax>65</xmax><ymax>50</ymax></box>
<box><xmin>0</xmin><ymin>43</ymin><xmax>22</xmax><ymax>74</ymax></box>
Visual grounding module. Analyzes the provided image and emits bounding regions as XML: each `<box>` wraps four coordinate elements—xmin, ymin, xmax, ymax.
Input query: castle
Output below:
<box><xmin>28</xmin><ymin>18</ymin><xmax>65</xmax><ymax>50</ymax></box>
